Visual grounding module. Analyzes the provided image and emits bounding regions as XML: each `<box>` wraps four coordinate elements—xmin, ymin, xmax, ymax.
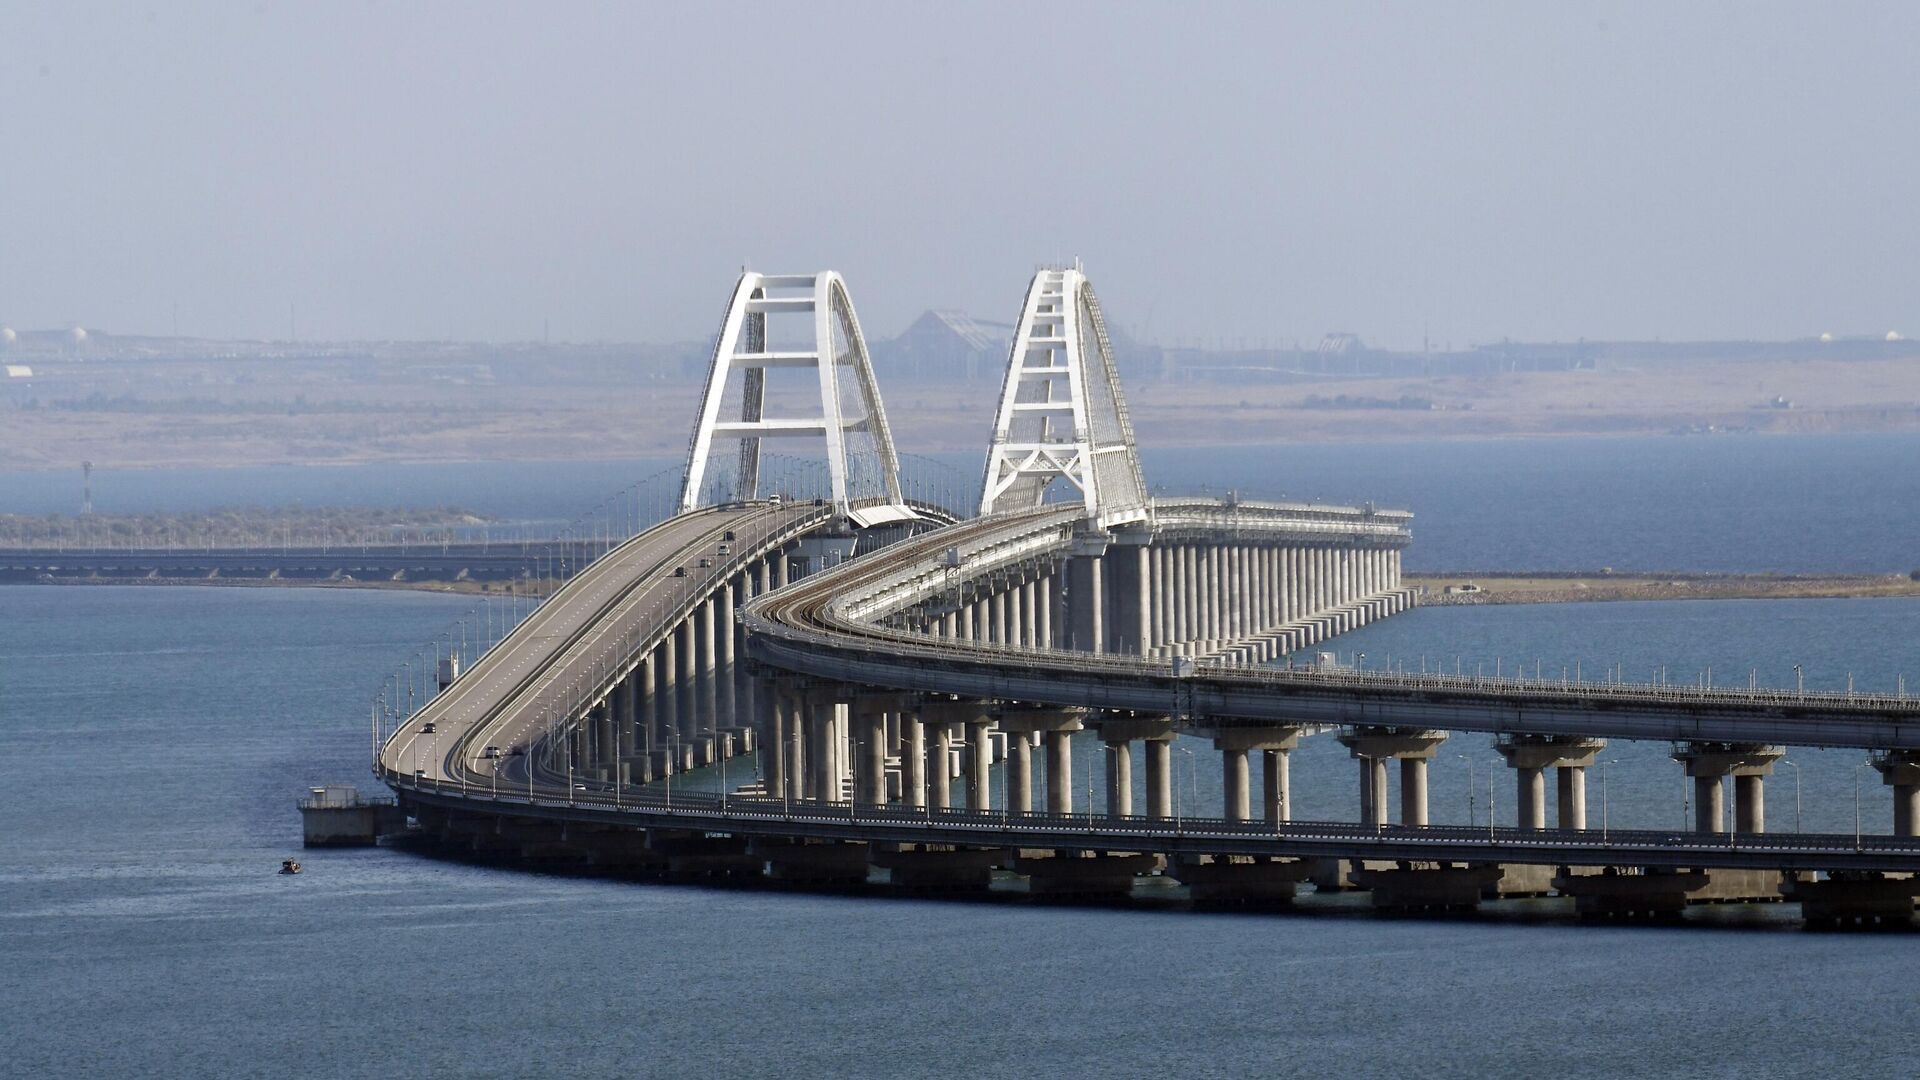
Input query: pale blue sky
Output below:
<box><xmin>3</xmin><ymin>2</ymin><xmax>1915</xmax><ymax>347</ymax></box>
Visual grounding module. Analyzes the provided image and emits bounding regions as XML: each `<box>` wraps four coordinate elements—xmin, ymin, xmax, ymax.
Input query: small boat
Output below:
<box><xmin>279</xmin><ymin>859</ymin><xmax>302</xmax><ymax>875</ymax></box>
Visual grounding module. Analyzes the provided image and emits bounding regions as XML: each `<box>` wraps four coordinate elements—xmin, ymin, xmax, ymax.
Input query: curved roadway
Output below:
<box><xmin>745</xmin><ymin>511</ymin><xmax>1920</xmax><ymax>750</ymax></box>
<box><xmin>379</xmin><ymin>500</ymin><xmax>828</xmax><ymax>791</ymax></box>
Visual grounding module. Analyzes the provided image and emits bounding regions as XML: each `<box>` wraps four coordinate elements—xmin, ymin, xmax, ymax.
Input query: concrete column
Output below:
<box><xmin>1138</xmin><ymin>738</ymin><xmax>1167</xmax><ymax>818</ymax></box>
<box><xmin>675</xmin><ymin>620</ymin><xmax>697</xmax><ymax>735</ymax></box>
<box><xmin>1263</xmin><ymin>748</ymin><xmax>1290</xmax><ymax>823</ymax></box>
<box><xmin>1069</xmin><ymin>553</ymin><xmax>1105</xmax><ymax>653</ymax></box>
<box><xmin>716</xmin><ymin>581</ymin><xmax>737</xmax><ymax>724</ymax></box>
<box><xmin>967</xmin><ymin>721</ymin><xmax>992</xmax><ymax>810</ymax></box>
<box><xmin>696</xmin><ymin>597</ymin><xmax>717</xmax><ymax>731</ymax></box>
<box><xmin>1106</xmin><ymin>740</ymin><xmax>1133</xmax><ymax>816</ymax></box>
<box><xmin>1694</xmin><ymin>775</ymin><xmax>1724</xmax><ymax>833</ymax></box>
<box><xmin>1734</xmin><ymin>774</ymin><xmax>1765</xmax><ymax>833</ymax></box>
<box><xmin>1500</xmin><ymin>736</ymin><xmax>1605</xmax><ymax>831</ymax></box>
<box><xmin>1359</xmin><ymin>756</ymin><xmax>1389</xmax><ymax>827</ymax></box>
<box><xmin>1675</xmin><ymin>742</ymin><xmax>1782</xmax><ymax>834</ymax></box>
<box><xmin>926</xmin><ymin>723</ymin><xmax>953</xmax><ymax>811</ymax></box>
<box><xmin>986</xmin><ymin>589</ymin><xmax>1004</xmax><ymax>645</ymax></box>
<box><xmin>656</xmin><ymin>636</ymin><xmax>680</xmax><ymax>741</ymax></box>
<box><xmin>1558</xmin><ymin>765</ymin><xmax>1588</xmax><ymax>830</ymax></box>
<box><xmin>1007</xmin><ymin>731</ymin><xmax>1033</xmax><ymax>813</ymax></box>
<box><xmin>1128</xmin><ymin>543</ymin><xmax>1151</xmax><ymax>655</ymax></box>
<box><xmin>771</xmin><ymin>549</ymin><xmax>788</xmax><ymax>589</ymax></box>
<box><xmin>1038</xmin><ymin>564</ymin><xmax>1055</xmax><ymax>648</ymax></box>
<box><xmin>766</xmin><ymin>687</ymin><xmax>791</xmax><ymax>799</ymax></box>
<box><xmin>1516</xmin><ymin>766</ymin><xmax>1547</xmax><ymax>830</ymax></box>
<box><xmin>635</xmin><ymin>655</ymin><xmax>656</xmax><ymax>753</ymax></box>
<box><xmin>860</xmin><ymin>707</ymin><xmax>887</xmax><ymax>805</ymax></box>
<box><xmin>1400</xmin><ymin>756</ymin><xmax>1429</xmax><ymax>827</ymax></box>
<box><xmin>1222</xmin><ymin>747</ymin><xmax>1251</xmax><ymax>821</ymax></box>
<box><xmin>1046</xmin><ymin>729</ymin><xmax>1073</xmax><ymax>814</ymax></box>
<box><xmin>897</xmin><ymin>711</ymin><xmax>924</xmax><ymax>809</ymax></box>
<box><xmin>1169</xmin><ymin>544</ymin><xmax>1187</xmax><ymax>646</ymax></box>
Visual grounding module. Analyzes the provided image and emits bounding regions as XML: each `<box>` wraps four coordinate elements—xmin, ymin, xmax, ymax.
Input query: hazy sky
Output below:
<box><xmin>3</xmin><ymin>2</ymin><xmax>1916</xmax><ymax>348</ymax></box>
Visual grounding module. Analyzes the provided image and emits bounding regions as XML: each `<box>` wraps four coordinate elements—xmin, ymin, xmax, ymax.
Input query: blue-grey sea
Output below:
<box><xmin>4</xmin><ymin>434</ymin><xmax>1919</xmax><ymax>1078</ymax></box>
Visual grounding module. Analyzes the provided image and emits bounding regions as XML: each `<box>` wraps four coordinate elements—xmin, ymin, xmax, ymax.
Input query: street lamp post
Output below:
<box><xmin>1780</xmin><ymin>759</ymin><xmax>1802</xmax><ymax>833</ymax></box>
<box><xmin>1856</xmin><ymin>758</ymin><xmax>1871</xmax><ymax>849</ymax></box>
<box><xmin>1457</xmin><ymin>753</ymin><xmax>1477</xmax><ymax>827</ymax></box>
<box><xmin>1600</xmin><ymin>758</ymin><xmax>1617</xmax><ymax>842</ymax></box>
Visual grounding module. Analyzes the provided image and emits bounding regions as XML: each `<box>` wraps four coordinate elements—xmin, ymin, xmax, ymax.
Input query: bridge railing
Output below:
<box><xmin>379</xmin><ymin>765</ymin><xmax>1920</xmax><ymax>859</ymax></box>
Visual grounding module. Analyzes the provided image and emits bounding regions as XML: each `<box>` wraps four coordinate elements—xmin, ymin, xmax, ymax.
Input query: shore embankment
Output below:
<box><xmin>1409</xmin><ymin>571</ymin><xmax>1920</xmax><ymax>605</ymax></box>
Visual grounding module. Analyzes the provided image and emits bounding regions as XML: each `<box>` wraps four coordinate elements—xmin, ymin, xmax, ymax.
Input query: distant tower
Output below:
<box><xmin>81</xmin><ymin>461</ymin><xmax>94</xmax><ymax>515</ymax></box>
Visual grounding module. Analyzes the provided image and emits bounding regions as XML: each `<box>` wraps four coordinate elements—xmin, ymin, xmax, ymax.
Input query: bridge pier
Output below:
<box><xmin>1674</xmin><ymin>742</ymin><xmax>1783</xmax><ymax>833</ymax></box>
<box><xmin>997</xmin><ymin>707</ymin><xmax>1084</xmax><ymax>815</ymax></box>
<box><xmin>1089</xmin><ymin>715</ymin><xmax>1172</xmax><ymax>818</ymax></box>
<box><xmin>1497</xmin><ymin>736</ymin><xmax>1607</xmax><ymax>830</ymax></box>
<box><xmin>902</xmin><ymin>709</ymin><xmax>927</xmax><ymax>809</ymax></box>
<box><xmin>1205</xmin><ymin>726</ymin><xmax>1308</xmax><ymax>823</ymax></box>
<box><xmin>1340</xmin><ymin>728</ymin><xmax>1447</xmax><ymax>827</ymax></box>
<box><xmin>1873</xmin><ymin>751</ymin><xmax>1920</xmax><ymax>836</ymax></box>
<box><xmin>1066</xmin><ymin>532</ymin><xmax>1108</xmax><ymax>654</ymax></box>
<box><xmin>853</xmin><ymin>696</ymin><xmax>897</xmax><ymax>805</ymax></box>
<box><xmin>925</xmin><ymin>719</ymin><xmax>955</xmax><ymax>811</ymax></box>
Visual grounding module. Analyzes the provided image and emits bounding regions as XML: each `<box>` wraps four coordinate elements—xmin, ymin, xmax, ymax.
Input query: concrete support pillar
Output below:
<box><xmin>1674</xmin><ymin>742</ymin><xmax>1782</xmax><ymax>834</ymax></box>
<box><xmin>1127</xmin><ymin>543</ymin><xmax>1151</xmax><ymax>655</ymax></box>
<box><xmin>1038</xmin><ymin>564</ymin><xmax>1055</xmax><ymax>648</ymax></box>
<box><xmin>859</xmin><ymin>708</ymin><xmax>887</xmax><ymax>806</ymax></box>
<box><xmin>784</xmin><ymin>693</ymin><xmax>807</xmax><ymax>801</ymax></box>
<box><xmin>1046</xmin><ymin>729</ymin><xmax>1073</xmax><ymax>814</ymax></box>
<box><xmin>653</xmin><ymin>638</ymin><xmax>677</xmax><ymax>745</ymax></box>
<box><xmin>1400</xmin><ymin>756</ymin><xmax>1429</xmax><ymax>827</ymax></box>
<box><xmin>926</xmin><ymin>723</ymin><xmax>953</xmax><ymax>811</ymax></box>
<box><xmin>716</xmin><ymin>582</ymin><xmax>737</xmax><ymax>724</ymax></box>
<box><xmin>1341</xmin><ymin>727</ymin><xmax>1444</xmax><ymax>828</ymax></box>
<box><xmin>1008</xmin><ymin>731</ymin><xmax>1033</xmax><ymax>813</ymax></box>
<box><xmin>1146</xmin><ymin>737</ymin><xmax>1172</xmax><ymax>819</ymax></box>
<box><xmin>1516</xmin><ymin>766</ymin><xmax>1547</xmax><ymax>830</ymax></box>
<box><xmin>901</xmin><ymin>711</ymin><xmax>926</xmax><ymax>809</ymax></box>
<box><xmin>1558</xmin><ymin>765</ymin><xmax>1588</xmax><ymax>831</ymax></box>
<box><xmin>1500</xmin><ymin>736</ymin><xmax>1606</xmax><ymax>831</ymax></box>
<box><xmin>1222</xmin><ymin>747</ymin><xmax>1251</xmax><ymax>821</ymax></box>
<box><xmin>1106</xmin><ymin>740</ymin><xmax>1133</xmax><ymax>816</ymax></box>
<box><xmin>675</xmin><ymin>620</ymin><xmax>697</xmax><ymax>735</ymax></box>
<box><xmin>1069</xmin><ymin>553</ymin><xmax>1104</xmax><ymax>654</ymax></box>
<box><xmin>1263</xmin><ymin>748</ymin><xmax>1290</xmax><ymax>824</ymax></box>
<box><xmin>986</xmin><ymin>590</ymin><xmax>1004</xmax><ymax>645</ymax></box>
<box><xmin>766</xmin><ymin>687</ymin><xmax>791</xmax><ymax>799</ymax></box>
<box><xmin>1360</xmin><ymin>756</ymin><xmax>1389</xmax><ymax>828</ymax></box>
<box><xmin>1735</xmin><ymin>774</ymin><xmax>1764</xmax><ymax>834</ymax></box>
<box><xmin>771</xmin><ymin>549</ymin><xmax>788</xmax><ymax>589</ymax></box>
<box><xmin>967</xmin><ymin>722</ymin><xmax>992</xmax><ymax>811</ymax></box>
<box><xmin>696</xmin><ymin>597</ymin><xmax>717</xmax><ymax>732</ymax></box>
<box><xmin>1694</xmin><ymin>775</ymin><xmax>1724</xmax><ymax>834</ymax></box>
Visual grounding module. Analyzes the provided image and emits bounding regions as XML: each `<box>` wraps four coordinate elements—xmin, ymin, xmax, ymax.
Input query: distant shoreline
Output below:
<box><xmin>11</xmin><ymin>569</ymin><xmax>1919</xmax><ymax>607</ymax></box>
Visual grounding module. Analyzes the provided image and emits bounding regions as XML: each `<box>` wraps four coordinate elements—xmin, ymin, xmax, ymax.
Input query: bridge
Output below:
<box><xmin>372</xmin><ymin>266</ymin><xmax>1920</xmax><ymax>926</ymax></box>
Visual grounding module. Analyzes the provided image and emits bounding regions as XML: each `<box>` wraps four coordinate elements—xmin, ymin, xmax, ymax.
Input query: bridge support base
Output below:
<box><xmin>753</xmin><ymin>839</ymin><xmax>871</xmax><ymax>886</ymax></box>
<box><xmin>1013</xmin><ymin>851</ymin><xmax>1160</xmax><ymax>900</ymax></box>
<box><xmin>1169</xmin><ymin>854</ymin><xmax>1311</xmax><ymax>907</ymax></box>
<box><xmin>869</xmin><ymin>844</ymin><xmax>1008</xmax><ymax>892</ymax></box>
<box><xmin>1782</xmin><ymin>873</ymin><xmax>1920</xmax><ymax>928</ymax></box>
<box><xmin>1350</xmin><ymin>863</ymin><xmax>1501</xmax><ymax>913</ymax></box>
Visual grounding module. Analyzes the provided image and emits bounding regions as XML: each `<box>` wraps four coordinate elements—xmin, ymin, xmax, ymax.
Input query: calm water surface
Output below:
<box><xmin>3</xmin><ymin>585</ymin><xmax>1916</xmax><ymax>1078</ymax></box>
